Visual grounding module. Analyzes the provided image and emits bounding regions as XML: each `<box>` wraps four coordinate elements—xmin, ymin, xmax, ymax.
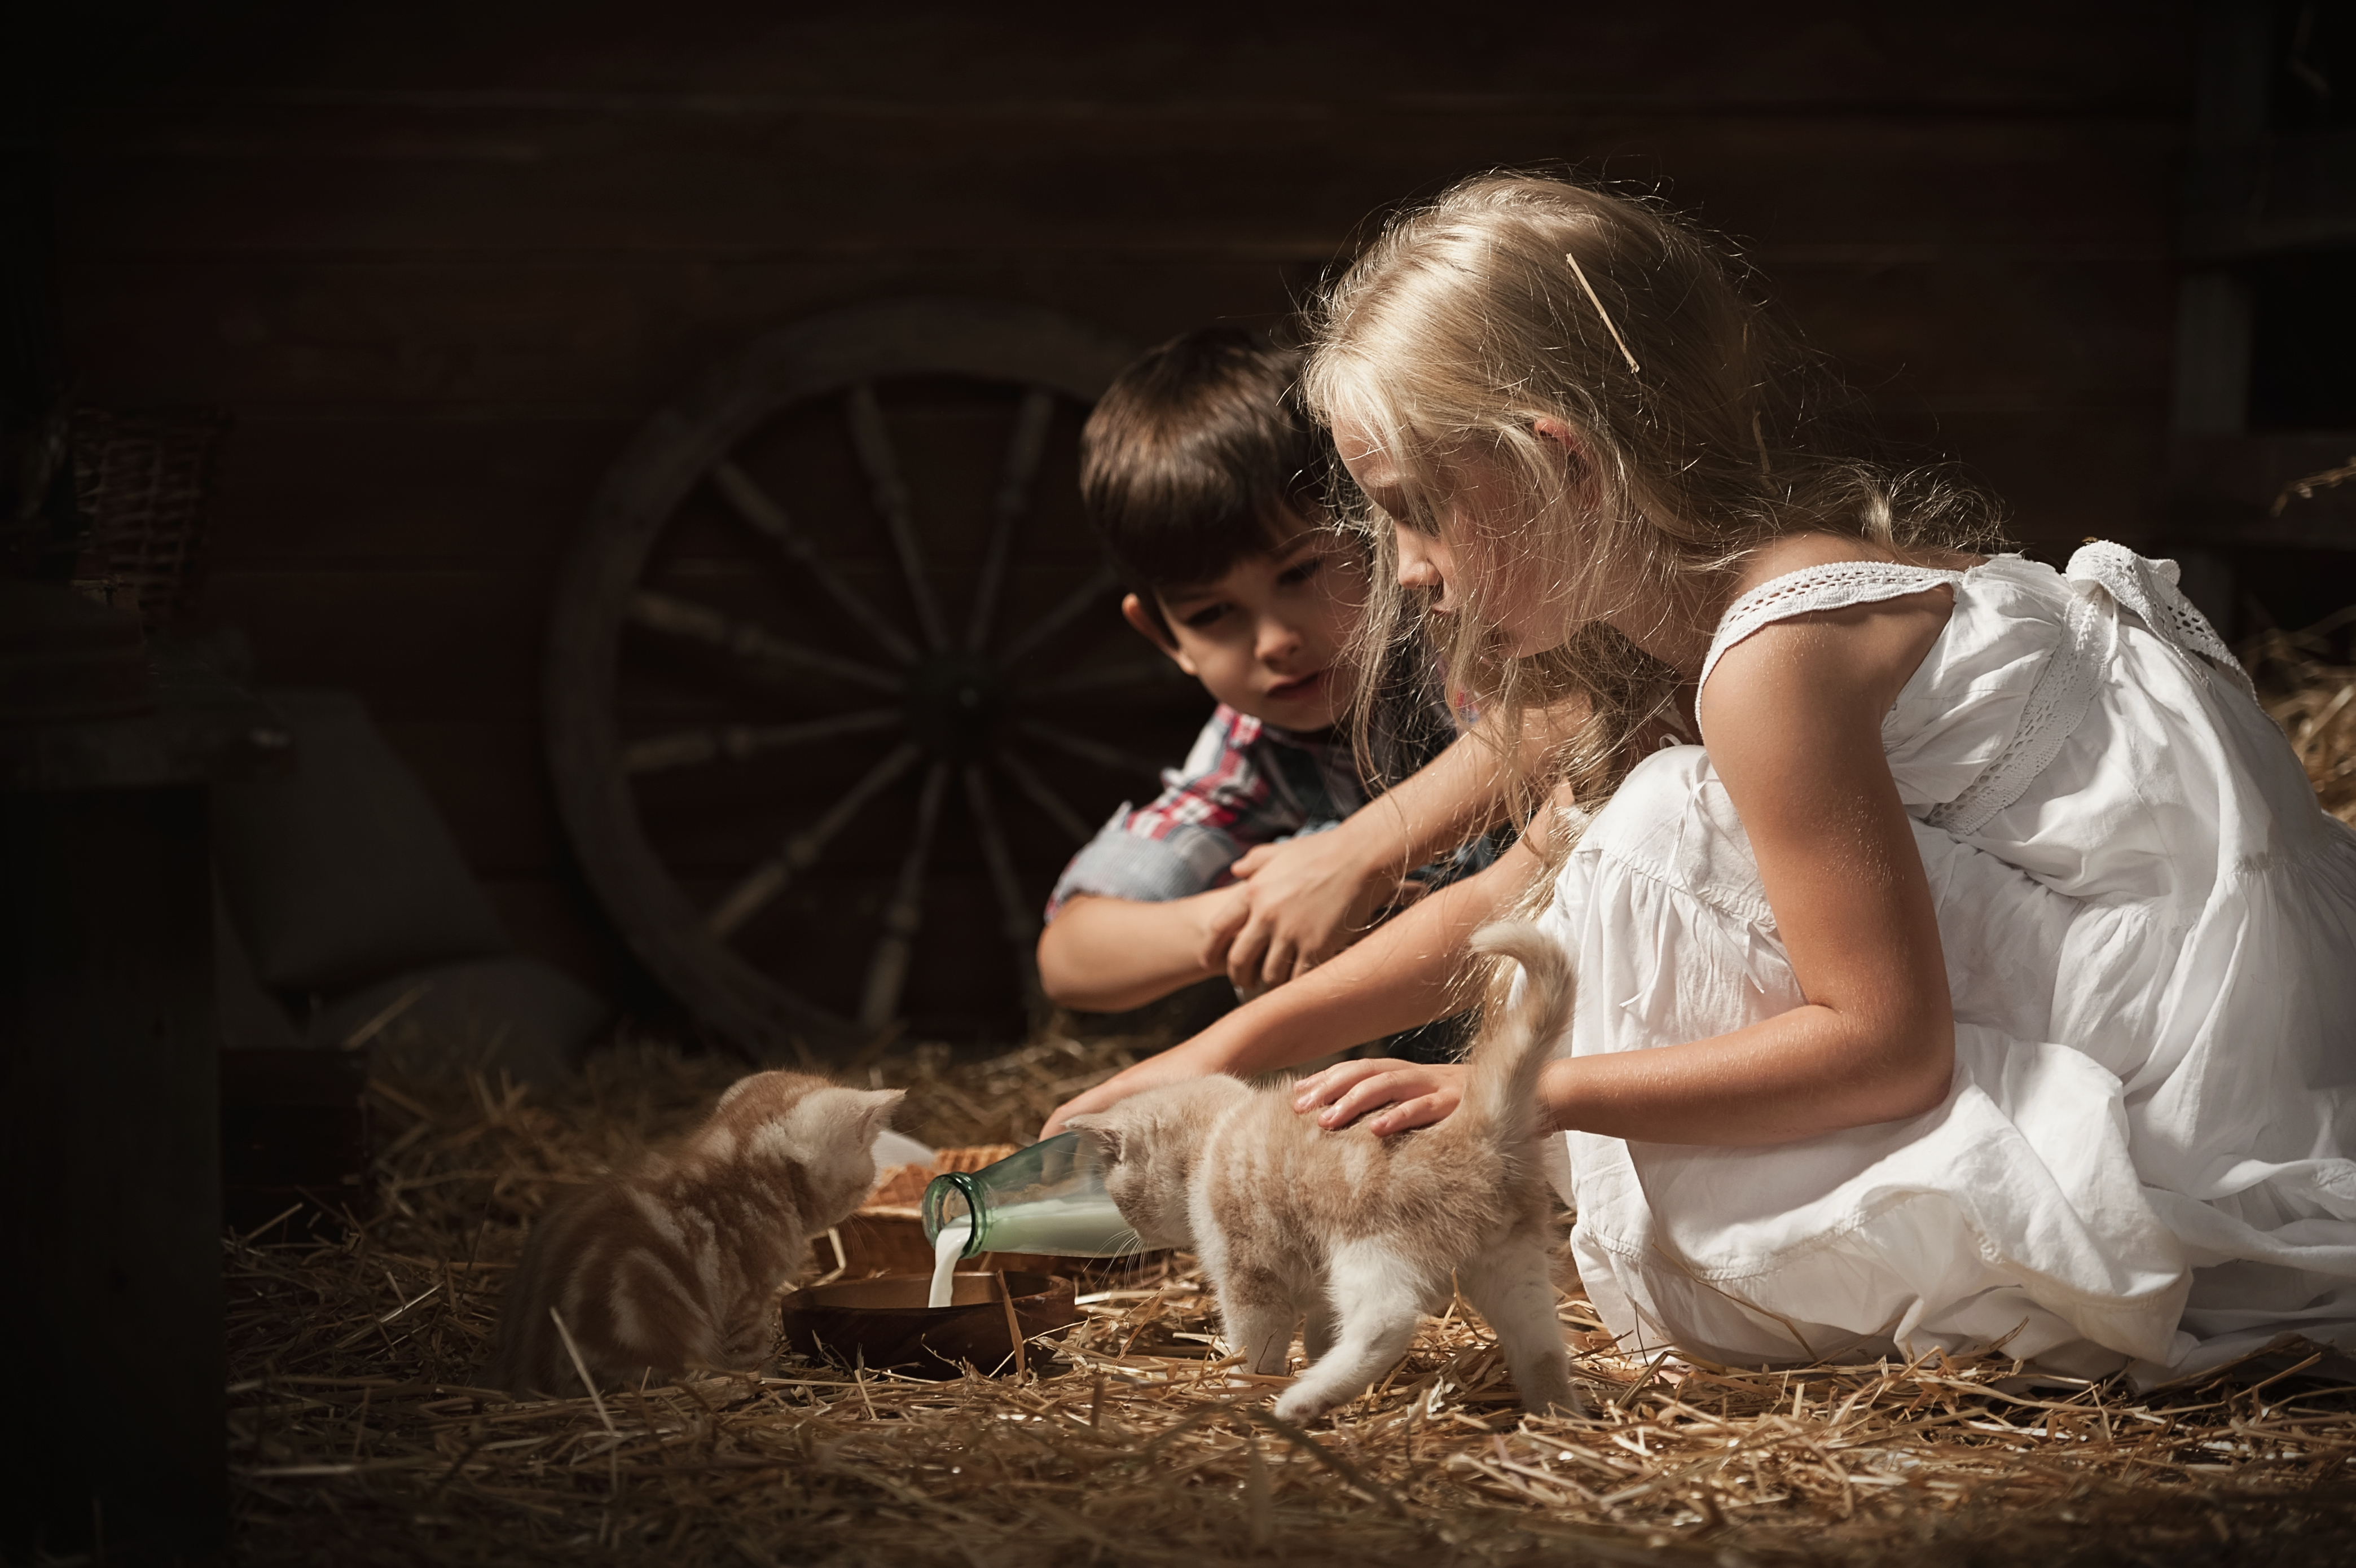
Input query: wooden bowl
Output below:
<box><xmin>777</xmin><ymin>1271</ymin><xmax>1079</xmax><ymax>1377</ymax></box>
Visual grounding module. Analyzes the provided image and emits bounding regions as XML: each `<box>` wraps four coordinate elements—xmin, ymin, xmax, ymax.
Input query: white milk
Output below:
<box><xmin>928</xmin><ymin>1220</ymin><xmax>970</xmax><ymax>1310</ymax></box>
<box><xmin>976</xmin><ymin>1194</ymin><xmax>1136</xmax><ymax>1255</ymax></box>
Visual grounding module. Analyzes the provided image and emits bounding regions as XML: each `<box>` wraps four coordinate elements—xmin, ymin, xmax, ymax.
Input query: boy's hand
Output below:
<box><xmin>1291</xmin><ymin>1057</ymin><xmax>1466</xmax><ymax>1136</ymax></box>
<box><xmin>1192</xmin><ymin>882</ymin><xmax>1253</xmax><ymax>973</ymax></box>
<box><xmin>1224</xmin><ymin>828</ymin><xmax>1410</xmax><ymax>992</ymax></box>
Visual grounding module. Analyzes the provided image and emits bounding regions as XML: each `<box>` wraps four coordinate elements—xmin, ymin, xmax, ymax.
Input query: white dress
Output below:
<box><xmin>1538</xmin><ymin>544</ymin><xmax>2356</xmax><ymax>1380</ymax></box>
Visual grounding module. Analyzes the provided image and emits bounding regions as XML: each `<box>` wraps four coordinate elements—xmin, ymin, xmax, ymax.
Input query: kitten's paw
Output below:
<box><xmin>1518</xmin><ymin>1359</ymin><xmax>1583</xmax><ymax>1417</ymax></box>
<box><xmin>1272</xmin><ymin>1386</ymin><xmax>1339</xmax><ymax>1425</ymax></box>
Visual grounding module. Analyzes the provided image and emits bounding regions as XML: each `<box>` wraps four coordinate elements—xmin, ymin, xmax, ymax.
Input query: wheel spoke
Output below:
<box><xmin>964</xmin><ymin>763</ymin><xmax>1044</xmax><ymax>1012</ymax></box>
<box><xmin>856</xmin><ymin>760</ymin><xmax>952</xmax><ymax>1030</ymax></box>
<box><xmin>1014</xmin><ymin>717</ymin><xmax>1164</xmax><ymax>779</ymax></box>
<box><xmin>1017</xmin><ymin>657</ymin><xmax>1188</xmax><ymax>700</ymax></box>
<box><xmin>709</xmin><ymin>459</ymin><xmax>920</xmax><ymax>666</ymax></box>
<box><xmin>707</xmin><ymin>741</ymin><xmax>921</xmax><ymax>939</ymax></box>
<box><xmin>623</xmin><ymin>708</ymin><xmax>900</xmax><ymax>775</ymax></box>
<box><xmin>844</xmin><ymin>383</ymin><xmax>951</xmax><ymax>653</ymax></box>
<box><xmin>994</xmin><ymin>564</ymin><xmax>1119</xmax><ymax>672</ymax></box>
<box><xmin>965</xmin><ymin>386</ymin><xmax>1056</xmax><ymax>654</ymax></box>
<box><xmin>992</xmin><ymin>745</ymin><xmax>1095</xmax><ymax>844</ymax></box>
<box><xmin>629</xmin><ymin>589</ymin><xmax>903</xmax><ymax>695</ymax></box>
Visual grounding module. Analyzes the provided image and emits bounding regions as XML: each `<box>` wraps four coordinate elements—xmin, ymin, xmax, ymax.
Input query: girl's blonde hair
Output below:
<box><xmin>1302</xmin><ymin>173</ymin><xmax>2007</xmax><ymax>832</ymax></box>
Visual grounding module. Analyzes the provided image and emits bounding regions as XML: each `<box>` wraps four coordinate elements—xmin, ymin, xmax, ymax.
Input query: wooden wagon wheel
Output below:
<box><xmin>546</xmin><ymin>298</ymin><xmax>1205</xmax><ymax>1058</ymax></box>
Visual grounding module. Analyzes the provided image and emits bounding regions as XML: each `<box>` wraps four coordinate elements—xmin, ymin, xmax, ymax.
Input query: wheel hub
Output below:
<box><xmin>902</xmin><ymin>652</ymin><xmax>1005</xmax><ymax>762</ymax></box>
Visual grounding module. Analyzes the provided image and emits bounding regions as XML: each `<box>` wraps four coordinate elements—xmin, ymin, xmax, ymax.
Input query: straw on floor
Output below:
<box><xmin>226</xmin><ymin>1042</ymin><xmax>2356</xmax><ymax>1567</ymax></box>
<box><xmin>225</xmin><ymin>626</ymin><xmax>2356</xmax><ymax>1567</ymax></box>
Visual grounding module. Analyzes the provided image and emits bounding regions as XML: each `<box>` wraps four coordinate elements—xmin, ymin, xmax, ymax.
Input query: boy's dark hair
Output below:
<box><xmin>1079</xmin><ymin>329</ymin><xmax>1329</xmax><ymax>618</ymax></box>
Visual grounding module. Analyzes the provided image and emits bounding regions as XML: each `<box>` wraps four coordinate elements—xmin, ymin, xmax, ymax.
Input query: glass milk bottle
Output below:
<box><xmin>920</xmin><ymin>1132</ymin><xmax>1143</xmax><ymax>1262</ymax></box>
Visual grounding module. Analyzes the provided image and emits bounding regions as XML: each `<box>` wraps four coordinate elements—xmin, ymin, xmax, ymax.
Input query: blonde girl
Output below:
<box><xmin>1052</xmin><ymin>173</ymin><xmax>2356</xmax><ymax>1383</ymax></box>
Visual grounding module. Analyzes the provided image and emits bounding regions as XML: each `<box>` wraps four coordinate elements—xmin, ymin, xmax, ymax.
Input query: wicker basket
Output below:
<box><xmin>70</xmin><ymin>407</ymin><xmax>231</xmax><ymax>627</ymax></box>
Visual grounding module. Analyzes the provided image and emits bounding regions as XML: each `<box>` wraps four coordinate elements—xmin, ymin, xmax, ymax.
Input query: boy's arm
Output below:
<box><xmin>1220</xmin><ymin>726</ymin><xmax>1501</xmax><ymax>992</ymax></box>
<box><xmin>1035</xmin><ymin>886</ymin><xmax>1249</xmax><ymax>1013</ymax></box>
<box><xmin>1222</xmin><ymin>700</ymin><xmax>1581</xmax><ymax>991</ymax></box>
<box><xmin>1034</xmin><ymin>704</ymin><xmax>1268</xmax><ymax>1011</ymax></box>
<box><xmin>1041</xmin><ymin>829</ymin><xmax>1545</xmax><ymax>1133</ymax></box>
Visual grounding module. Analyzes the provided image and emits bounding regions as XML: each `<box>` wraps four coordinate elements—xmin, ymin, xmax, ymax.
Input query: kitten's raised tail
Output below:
<box><xmin>1452</xmin><ymin>921</ymin><xmax>1574</xmax><ymax>1146</ymax></box>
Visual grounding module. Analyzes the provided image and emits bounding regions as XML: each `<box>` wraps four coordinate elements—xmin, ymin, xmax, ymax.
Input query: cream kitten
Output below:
<box><xmin>1067</xmin><ymin>921</ymin><xmax>1576</xmax><ymax>1423</ymax></box>
<box><xmin>487</xmin><ymin>1071</ymin><xmax>903</xmax><ymax>1397</ymax></box>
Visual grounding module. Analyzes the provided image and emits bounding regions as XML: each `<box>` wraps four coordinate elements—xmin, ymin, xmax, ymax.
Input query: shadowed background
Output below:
<box><xmin>24</xmin><ymin>1</ymin><xmax>2349</xmax><ymax>1040</ymax></box>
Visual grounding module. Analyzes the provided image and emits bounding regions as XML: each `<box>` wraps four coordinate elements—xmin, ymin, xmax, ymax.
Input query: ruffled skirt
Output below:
<box><xmin>1536</xmin><ymin>746</ymin><xmax>2356</xmax><ymax>1380</ymax></box>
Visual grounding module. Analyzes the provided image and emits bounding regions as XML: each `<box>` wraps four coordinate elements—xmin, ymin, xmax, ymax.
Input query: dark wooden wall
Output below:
<box><xmin>45</xmin><ymin>3</ymin><xmax>2195</xmax><ymax>1011</ymax></box>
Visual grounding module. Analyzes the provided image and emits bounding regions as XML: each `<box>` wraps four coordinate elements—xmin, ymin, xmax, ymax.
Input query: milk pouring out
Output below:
<box><xmin>927</xmin><ymin>1222</ymin><xmax>969</xmax><ymax>1310</ymax></box>
<box><xmin>919</xmin><ymin>1131</ymin><xmax>1141</xmax><ymax>1286</ymax></box>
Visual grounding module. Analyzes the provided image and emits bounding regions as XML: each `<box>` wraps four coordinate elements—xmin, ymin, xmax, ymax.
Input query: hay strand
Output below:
<box><xmin>223</xmin><ymin>657</ymin><xmax>2356</xmax><ymax>1564</ymax></box>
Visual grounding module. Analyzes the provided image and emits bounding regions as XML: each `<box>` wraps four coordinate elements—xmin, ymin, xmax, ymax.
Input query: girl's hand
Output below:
<box><xmin>1224</xmin><ymin>830</ymin><xmax>1398</xmax><ymax>992</ymax></box>
<box><xmin>1192</xmin><ymin>882</ymin><xmax>1254</xmax><ymax>973</ymax></box>
<box><xmin>1042</xmin><ymin>1048</ymin><xmax>1207</xmax><ymax>1137</ymax></box>
<box><xmin>1291</xmin><ymin>1057</ymin><xmax>1467</xmax><ymax>1136</ymax></box>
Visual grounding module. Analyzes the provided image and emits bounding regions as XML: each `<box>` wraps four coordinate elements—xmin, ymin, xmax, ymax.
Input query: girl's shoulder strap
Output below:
<box><xmin>1698</xmin><ymin>560</ymin><xmax>1968</xmax><ymax>694</ymax></box>
<box><xmin>2064</xmin><ymin>541</ymin><xmax>2254</xmax><ymax>701</ymax></box>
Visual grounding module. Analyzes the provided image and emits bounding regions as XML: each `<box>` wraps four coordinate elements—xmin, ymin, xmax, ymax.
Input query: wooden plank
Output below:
<box><xmin>204</xmin><ymin>414</ymin><xmax>632</xmax><ymax>561</ymax></box>
<box><xmin>59</xmin><ymin>258</ymin><xmax>1278</xmax><ymax>415</ymax></box>
<box><xmin>63</xmin><ymin>253</ymin><xmax>2175</xmax><ymax>418</ymax></box>
<box><xmin>1770</xmin><ymin>259</ymin><xmax>2177</xmax><ymax>398</ymax></box>
<box><xmin>58</xmin><ymin>108</ymin><xmax>2182</xmax><ymax>261</ymax></box>
<box><xmin>1873</xmin><ymin>406</ymin><xmax>2172</xmax><ymax>547</ymax></box>
<box><xmin>2183</xmin><ymin>132</ymin><xmax>2356</xmax><ymax>258</ymax></box>
<box><xmin>203</xmin><ymin>565</ymin><xmax>550</xmax><ymax>711</ymax></box>
<box><xmin>198</xmin><ymin>405</ymin><xmax>1107</xmax><ymax>582</ymax></box>
<box><xmin>47</xmin><ymin>5</ymin><xmax>2188</xmax><ymax>117</ymax></box>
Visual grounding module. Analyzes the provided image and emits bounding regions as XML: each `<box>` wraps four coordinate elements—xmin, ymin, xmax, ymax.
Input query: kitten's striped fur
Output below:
<box><xmin>487</xmin><ymin>1071</ymin><xmax>903</xmax><ymax>1396</ymax></box>
<box><xmin>1067</xmin><ymin>922</ymin><xmax>1577</xmax><ymax>1422</ymax></box>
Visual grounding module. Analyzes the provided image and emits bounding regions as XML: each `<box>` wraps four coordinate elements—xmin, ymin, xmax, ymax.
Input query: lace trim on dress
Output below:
<box><xmin>2065</xmin><ymin>542</ymin><xmax>2256</xmax><ymax>703</ymax></box>
<box><xmin>1696</xmin><ymin>545</ymin><xmax>2253</xmax><ymax>842</ymax></box>
<box><xmin>1698</xmin><ymin>561</ymin><xmax>1966</xmax><ymax>693</ymax></box>
<box><xmin>1922</xmin><ymin>581</ymin><xmax>2105</xmax><ymax>837</ymax></box>
<box><xmin>1700</xmin><ymin>555</ymin><xmax>2109</xmax><ymax>838</ymax></box>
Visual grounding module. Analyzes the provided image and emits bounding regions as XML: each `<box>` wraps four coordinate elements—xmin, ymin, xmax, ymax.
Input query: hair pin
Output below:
<box><xmin>1564</xmin><ymin>252</ymin><xmax>1641</xmax><ymax>376</ymax></box>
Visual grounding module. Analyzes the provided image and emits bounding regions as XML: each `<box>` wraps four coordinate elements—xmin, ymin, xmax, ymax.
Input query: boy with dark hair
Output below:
<box><xmin>1036</xmin><ymin>329</ymin><xmax>1515</xmax><ymax>1016</ymax></box>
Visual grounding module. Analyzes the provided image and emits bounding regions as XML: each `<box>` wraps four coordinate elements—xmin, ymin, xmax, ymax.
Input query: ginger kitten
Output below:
<box><xmin>1066</xmin><ymin>922</ymin><xmax>1576</xmax><ymax>1423</ymax></box>
<box><xmin>487</xmin><ymin>1071</ymin><xmax>903</xmax><ymax>1397</ymax></box>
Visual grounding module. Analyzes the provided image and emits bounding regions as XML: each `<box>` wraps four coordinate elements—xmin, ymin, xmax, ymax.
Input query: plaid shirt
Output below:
<box><xmin>1044</xmin><ymin>704</ymin><xmax>1493</xmax><ymax>920</ymax></box>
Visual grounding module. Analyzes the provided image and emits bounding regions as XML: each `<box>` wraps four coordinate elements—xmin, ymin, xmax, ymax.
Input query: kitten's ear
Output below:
<box><xmin>849</xmin><ymin>1087</ymin><xmax>906</xmax><ymax>1139</ymax></box>
<box><xmin>1063</xmin><ymin>1115</ymin><xmax>1124</xmax><ymax>1166</ymax></box>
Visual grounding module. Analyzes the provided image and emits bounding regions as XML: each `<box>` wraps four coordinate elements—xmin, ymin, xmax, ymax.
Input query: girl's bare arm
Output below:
<box><xmin>1550</xmin><ymin>593</ymin><xmax>1955</xmax><ymax>1141</ymax></box>
<box><xmin>1039</xmin><ymin>832</ymin><xmax>1544</xmax><ymax>1134</ymax></box>
<box><xmin>1304</xmin><ymin>592</ymin><xmax>1957</xmax><ymax>1145</ymax></box>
